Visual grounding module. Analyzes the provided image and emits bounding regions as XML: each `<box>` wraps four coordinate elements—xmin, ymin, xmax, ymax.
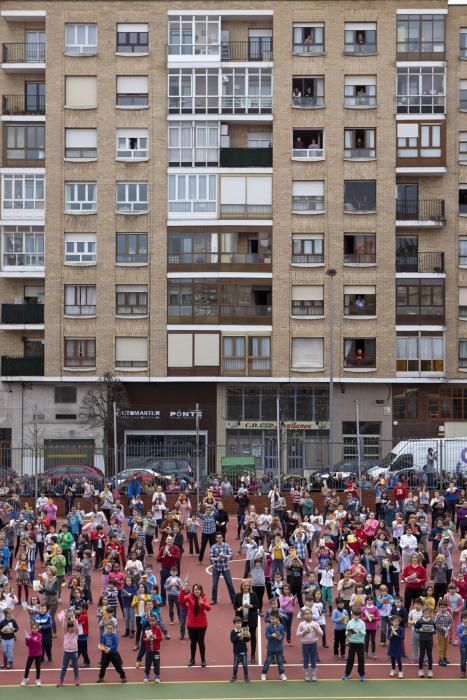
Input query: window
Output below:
<box><xmin>344</xmin><ymin>128</ymin><xmax>375</xmax><ymax>158</ymax></box>
<box><xmin>461</xmin><ymin>81</ymin><xmax>467</xmax><ymax>110</ymax></box>
<box><xmin>65</xmin><ymin>183</ymin><xmax>96</xmax><ymax>212</ymax></box>
<box><xmin>344</xmin><ymin>75</ymin><xmax>376</xmax><ymax>107</ymax></box>
<box><xmin>116</xmin><ymin>285</ymin><xmax>148</xmax><ymax>315</ymax></box>
<box><xmin>460</xmin><ymin>186</ymin><xmax>467</xmax><ymax>214</ymax></box>
<box><xmin>115</xmin><ymin>337</ymin><xmax>148</xmax><ymax>368</ymax></box>
<box><xmin>292</xmin><ymin>76</ymin><xmax>324</xmax><ymax>108</ymax></box>
<box><xmin>344</xmin><ymin>233</ymin><xmax>376</xmax><ymax>264</ymax></box>
<box><xmin>393</xmin><ymin>387</ymin><xmax>419</xmax><ymax>419</ymax></box>
<box><xmin>460</xmin><ymin>341</ymin><xmax>467</xmax><ymax>369</ymax></box>
<box><xmin>460</xmin><ymin>288</ymin><xmax>467</xmax><ymax>319</ymax></box>
<box><xmin>460</xmin><ymin>238</ymin><xmax>467</xmax><ymax>266</ymax></box>
<box><xmin>292</xmin><ymin>234</ymin><xmax>324</xmax><ymax>264</ymax></box>
<box><xmin>220</xmin><ymin>176</ymin><xmax>272</xmax><ymax>218</ymax></box>
<box><xmin>344</xmin><ymin>23</ymin><xmax>377</xmax><ymax>54</ymax></box>
<box><xmin>397</xmin><ymin>67</ymin><xmax>445</xmax><ymax>114</ymax></box>
<box><xmin>460</xmin><ymin>132</ymin><xmax>467</xmax><ymax>161</ymax></box>
<box><xmin>65</xmin><ymin>129</ymin><xmax>97</xmax><ymax>159</ymax></box>
<box><xmin>223</xmin><ymin>336</ymin><xmax>245</xmax><ymax>372</ymax></box>
<box><xmin>64</xmin><ymin>338</ymin><xmax>96</xmax><ymax>367</ymax></box>
<box><xmin>65</xmin><ymin>76</ymin><xmax>97</xmax><ymax>109</ymax></box>
<box><xmin>116</xmin><ymin>233</ymin><xmax>148</xmax><ymax>264</ymax></box>
<box><xmin>397</xmin><ymin>122</ymin><xmax>442</xmax><ymax>160</ymax></box>
<box><xmin>167</xmin><ymin>332</ymin><xmax>219</xmax><ymax>371</ymax></box>
<box><xmin>65</xmin><ymin>24</ymin><xmax>97</xmax><ymax>54</ymax></box>
<box><xmin>117</xmin><ymin>23</ymin><xmax>148</xmax><ymax>54</ymax></box>
<box><xmin>397</xmin><ymin>14</ymin><xmax>445</xmax><ymax>58</ymax></box>
<box><xmin>344</xmin><ymin>180</ymin><xmax>376</xmax><ymax>212</ymax></box>
<box><xmin>292</xmin><ymin>23</ymin><xmax>324</xmax><ymax>54</ymax></box>
<box><xmin>291</xmin><ymin>337</ymin><xmax>323</xmax><ymax>370</ymax></box>
<box><xmin>116</xmin><ymin>182</ymin><xmax>148</xmax><ymax>213</ymax></box>
<box><xmin>426</xmin><ymin>387</ymin><xmax>467</xmax><ymax>419</ymax></box>
<box><xmin>116</xmin><ymin>76</ymin><xmax>148</xmax><ymax>106</ymax></box>
<box><xmin>168</xmin><ymin>15</ymin><xmax>220</xmax><ymax>56</ymax></box>
<box><xmin>168</xmin><ymin>174</ymin><xmax>216</xmax><ymax>214</ymax></box>
<box><xmin>54</xmin><ymin>386</ymin><xmax>77</xmax><ymax>404</ymax></box>
<box><xmin>396</xmin><ymin>279</ymin><xmax>444</xmax><ymax>322</ymax></box>
<box><xmin>292</xmin><ymin>129</ymin><xmax>324</xmax><ymax>159</ymax></box>
<box><xmin>2</xmin><ymin>174</ymin><xmax>44</xmax><ymax>214</ymax></box>
<box><xmin>168</xmin><ymin>122</ymin><xmax>219</xmax><ymax>166</ymax></box>
<box><xmin>167</xmin><ymin>279</ymin><xmax>271</xmax><ymax>321</ymax></box>
<box><xmin>396</xmin><ymin>332</ymin><xmax>444</xmax><ymax>373</ymax></box>
<box><xmin>2</xmin><ymin>225</ymin><xmax>44</xmax><ymax>268</ymax></box>
<box><xmin>292</xmin><ymin>181</ymin><xmax>324</xmax><ymax>212</ymax></box>
<box><xmin>221</xmin><ymin>68</ymin><xmax>272</xmax><ymax>114</ymax></box>
<box><xmin>344</xmin><ymin>286</ymin><xmax>376</xmax><ymax>316</ymax></box>
<box><xmin>168</xmin><ymin>68</ymin><xmax>219</xmax><ymax>114</ymax></box>
<box><xmin>64</xmin><ymin>233</ymin><xmax>96</xmax><ymax>264</ymax></box>
<box><xmin>168</xmin><ymin>232</ymin><xmax>215</xmax><ymax>264</ymax></box>
<box><xmin>249</xmin><ymin>336</ymin><xmax>271</xmax><ymax>372</ymax></box>
<box><xmin>291</xmin><ymin>286</ymin><xmax>324</xmax><ymax>316</ymax></box>
<box><xmin>342</xmin><ymin>421</ymin><xmax>381</xmax><ymax>460</ymax></box>
<box><xmin>461</xmin><ymin>28</ymin><xmax>467</xmax><ymax>58</ymax></box>
<box><xmin>5</xmin><ymin>124</ymin><xmax>44</xmax><ymax>162</ymax></box>
<box><xmin>343</xmin><ymin>338</ymin><xmax>376</xmax><ymax>368</ymax></box>
<box><xmin>64</xmin><ymin>285</ymin><xmax>96</xmax><ymax>316</ymax></box>
<box><xmin>116</xmin><ymin>129</ymin><xmax>148</xmax><ymax>159</ymax></box>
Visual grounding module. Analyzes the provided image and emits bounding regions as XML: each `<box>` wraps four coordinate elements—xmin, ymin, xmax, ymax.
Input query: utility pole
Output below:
<box><xmin>195</xmin><ymin>402</ymin><xmax>200</xmax><ymax>511</ymax></box>
<box><xmin>276</xmin><ymin>393</ymin><xmax>281</xmax><ymax>491</ymax></box>
<box><xmin>355</xmin><ymin>399</ymin><xmax>363</xmax><ymax>503</ymax></box>
<box><xmin>326</xmin><ymin>269</ymin><xmax>337</xmax><ymax>469</ymax></box>
<box><xmin>33</xmin><ymin>404</ymin><xmax>38</xmax><ymax>499</ymax></box>
<box><xmin>113</xmin><ymin>401</ymin><xmax>118</xmax><ymax>482</ymax></box>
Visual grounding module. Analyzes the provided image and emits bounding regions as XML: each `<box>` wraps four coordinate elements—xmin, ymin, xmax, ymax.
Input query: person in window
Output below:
<box><xmin>355</xmin><ymin>136</ymin><xmax>364</xmax><ymax>149</ymax></box>
<box><xmin>356</xmin><ymin>32</ymin><xmax>365</xmax><ymax>45</ymax></box>
<box><xmin>355</xmin><ymin>347</ymin><xmax>365</xmax><ymax>361</ymax></box>
<box><xmin>355</xmin><ymin>295</ymin><xmax>366</xmax><ymax>309</ymax></box>
<box><xmin>294</xmin><ymin>136</ymin><xmax>306</xmax><ymax>149</ymax></box>
<box><xmin>303</xmin><ymin>31</ymin><xmax>314</xmax><ymax>50</ymax></box>
<box><xmin>304</xmin><ymin>87</ymin><xmax>314</xmax><ymax>99</ymax></box>
<box><xmin>356</xmin><ymin>87</ymin><xmax>366</xmax><ymax>99</ymax></box>
<box><xmin>308</xmin><ymin>139</ymin><xmax>320</xmax><ymax>150</ymax></box>
<box><xmin>292</xmin><ymin>87</ymin><xmax>302</xmax><ymax>98</ymax></box>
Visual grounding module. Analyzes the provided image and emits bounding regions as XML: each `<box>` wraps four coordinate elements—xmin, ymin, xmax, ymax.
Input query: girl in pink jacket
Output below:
<box><xmin>21</xmin><ymin>622</ymin><xmax>42</xmax><ymax>686</ymax></box>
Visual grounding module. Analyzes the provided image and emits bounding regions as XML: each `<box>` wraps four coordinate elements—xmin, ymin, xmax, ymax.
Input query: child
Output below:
<box><xmin>15</xmin><ymin>552</ymin><xmax>30</xmax><ymax>603</ymax></box>
<box><xmin>34</xmin><ymin>603</ymin><xmax>53</xmax><ymax>663</ymax></box>
<box><xmin>387</xmin><ymin>614</ymin><xmax>404</xmax><ymax>678</ymax></box>
<box><xmin>178</xmin><ymin>578</ymin><xmax>190</xmax><ymax>641</ymax></box>
<box><xmin>408</xmin><ymin>597</ymin><xmax>424</xmax><ymax>664</ymax></box>
<box><xmin>342</xmin><ymin>607</ymin><xmax>366</xmax><ymax>681</ymax></box>
<box><xmin>186</xmin><ymin>518</ymin><xmax>200</xmax><ymax>555</ymax></box>
<box><xmin>443</xmin><ymin>583</ymin><xmax>464</xmax><ymax>645</ymax></box>
<box><xmin>376</xmin><ymin>584</ymin><xmax>394</xmax><ymax>647</ymax></box>
<box><xmin>56</xmin><ymin>612</ymin><xmax>80</xmax><ymax>686</ymax></box>
<box><xmin>457</xmin><ymin>610</ymin><xmax>467</xmax><ymax>677</ymax></box>
<box><xmin>415</xmin><ymin>606</ymin><xmax>436</xmax><ymax>678</ymax></box>
<box><xmin>121</xmin><ymin>575</ymin><xmax>137</xmax><ymax>637</ymax></box>
<box><xmin>260</xmin><ymin>611</ymin><xmax>287</xmax><ymax>681</ymax></box>
<box><xmin>96</xmin><ymin>622</ymin><xmax>127</xmax><ymax>683</ymax></box>
<box><xmin>296</xmin><ymin>607</ymin><xmax>323</xmax><ymax>681</ymax></box>
<box><xmin>164</xmin><ymin>567</ymin><xmax>182</xmax><ymax>625</ymax></box>
<box><xmin>331</xmin><ymin>598</ymin><xmax>349</xmax><ymax>660</ymax></box>
<box><xmin>230</xmin><ymin>616</ymin><xmax>250</xmax><ymax>683</ymax></box>
<box><xmin>251</xmin><ymin>558</ymin><xmax>266</xmax><ymax>613</ymax></box>
<box><xmin>317</xmin><ymin>561</ymin><xmax>334</xmax><ymax>613</ymax></box>
<box><xmin>271</xmin><ymin>572</ymin><xmax>283</xmax><ymax>599</ymax></box>
<box><xmin>0</xmin><ymin>608</ymin><xmax>18</xmax><ymax>668</ymax></box>
<box><xmin>361</xmin><ymin>595</ymin><xmax>380</xmax><ymax>658</ymax></box>
<box><xmin>76</xmin><ymin>602</ymin><xmax>90</xmax><ymax>668</ymax></box>
<box><xmin>21</xmin><ymin>621</ymin><xmax>42</xmax><ymax>686</ymax></box>
<box><xmin>103</xmin><ymin>579</ymin><xmax>118</xmax><ymax>617</ymax></box>
<box><xmin>278</xmin><ymin>583</ymin><xmax>296</xmax><ymax>645</ymax></box>
<box><xmin>350</xmin><ymin>584</ymin><xmax>366</xmax><ymax>609</ymax></box>
<box><xmin>311</xmin><ymin>588</ymin><xmax>327</xmax><ymax>648</ymax></box>
<box><xmin>265</xmin><ymin>596</ymin><xmax>285</xmax><ymax>624</ymax></box>
<box><xmin>142</xmin><ymin>614</ymin><xmax>163</xmax><ymax>683</ymax></box>
<box><xmin>434</xmin><ymin>599</ymin><xmax>452</xmax><ymax>666</ymax></box>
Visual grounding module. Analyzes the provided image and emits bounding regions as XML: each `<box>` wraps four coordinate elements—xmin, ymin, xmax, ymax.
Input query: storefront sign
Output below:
<box><xmin>225</xmin><ymin>420</ymin><xmax>329</xmax><ymax>430</ymax></box>
<box><xmin>118</xmin><ymin>410</ymin><xmax>160</xmax><ymax>419</ymax></box>
<box><xmin>169</xmin><ymin>410</ymin><xmax>203</xmax><ymax>420</ymax></box>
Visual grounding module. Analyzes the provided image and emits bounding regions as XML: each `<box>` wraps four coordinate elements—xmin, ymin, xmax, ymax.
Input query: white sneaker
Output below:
<box><xmin>389</xmin><ymin>670</ymin><xmax>395</xmax><ymax>677</ymax></box>
<box><xmin>280</xmin><ymin>673</ymin><xmax>287</xmax><ymax>681</ymax></box>
<box><xmin>311</xmin><ymin>672</ymin><xmax>317</xmax><ymax>682</ymax></box>
<box><xmin>418</xmin><ymin>670</ymin><xmax>424</xmax><ymax>677</ymax></box>
<box><xmin>143</xmin><ymin>676</ymin><xmax>149</xmax><ymax>683</ymax></box>
<box><xmin>428</xmin><ymin>670</ymin><xmax>433</xmax><ymax>678</ymax></box>
<box><xmin>20</xmin><ymin>679</ymin><xmax>28</xmax><ymax>687</ymax></box>
<box><xmin>260</xmin><ymin>674</ymin><xmax>267</xmax><ymax>681</ymax></box>
<box><xmin>155</xmin><ymin>677</ymin><xmax>160</xmax><ymax>683</ymax></box>
<box><xmin>398</xmin><ymin>672</ymin><xmax>404</xmax><ymax>679</ymax></box>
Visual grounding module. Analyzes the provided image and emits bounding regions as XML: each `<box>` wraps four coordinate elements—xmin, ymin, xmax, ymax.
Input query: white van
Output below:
<box><xmin>367</xmin><ymin>438</ymin><xmax>467</xmax><ymax>479</ymax></box>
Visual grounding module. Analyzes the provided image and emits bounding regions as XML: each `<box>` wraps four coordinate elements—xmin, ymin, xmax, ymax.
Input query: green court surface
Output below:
<box><xmin>3</xmin><ymin>680</ymin><xmax>466</xmax><ymax>700</ymax></box>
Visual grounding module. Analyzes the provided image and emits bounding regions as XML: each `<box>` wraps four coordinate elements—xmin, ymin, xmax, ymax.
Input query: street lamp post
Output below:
<box><xmin>326</xmin><ymin>269</ymin><xmax>337</xmax><ymax>469</ymax></box>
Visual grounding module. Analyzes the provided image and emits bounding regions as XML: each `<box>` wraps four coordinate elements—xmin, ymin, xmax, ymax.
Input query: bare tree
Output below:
<box><xmin>79</xmin><ymin>373</ymin><xmax>129</xmax><ymax>456</ymax></box>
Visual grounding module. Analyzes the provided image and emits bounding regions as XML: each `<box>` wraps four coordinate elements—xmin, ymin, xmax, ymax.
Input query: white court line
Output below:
<box><xmin>258</xmin><ymin>613</ymin><xmax>263</xmax><ymax>667</ymax></box>
<box><xmin>0</xmin><ymin>662</ymin><xmax>423</xmax><ymax>672</ymax></box>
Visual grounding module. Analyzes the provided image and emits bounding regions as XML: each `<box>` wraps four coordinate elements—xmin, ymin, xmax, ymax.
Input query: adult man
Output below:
<box><xmin>215</xmin><ymin>501</ymin><xmax>229</xmax><ymax>539</ymax></box>
<box><xmin>197</xmin><ymin>505</ymin><xmax>218</xmax><ymax>564</ymax></box>
<box><xmin>209</xmin><ymin>533</ymin><xmax>236</xmax><ymax>604</ymax></box>
<box><xmin>156</xmin><ymin>535</ymin><xmax>180</xmax><ymax>605</ymax></box>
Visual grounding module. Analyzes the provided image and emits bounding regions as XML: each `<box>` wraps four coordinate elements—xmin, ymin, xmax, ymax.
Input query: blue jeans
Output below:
<box><xmin>460</xmin><ymin>645</ymin><xmax>467</xmax><ymax>673</ymax></box>
<box><xmin>59</xmin><ymin>651</ymin><xmax>79</xmax><ymax>681</ymax></box>
<box><xmin>211</xmin><ymin>568</ymin><xmax>236</xmax><ymax>603</ymax></box>
<box><xmin>271</xmin><ymin>560</ymin><xmax>283</xmax><ymax>578</ymax></box>
<box><xmin>232</xmin><ymin>651</ymin><xmax>249</xmax><ymax>679</ymax></box>
<box><xmin>283</xmin><ymin>612</ymin><xmax>293</xmax><ymax>643</ymax></box>
<box><xmin>302</xmin><ymin>642</ymin><xmax>318</xmax><ymax>670</ymax></box>
<box><xmin>179</xmin><ymin>607</ymin><xmax>187</xmax><ymax>639</ymax></box>
<box><xmin>261</xmin><ymin>651</ymin><xmax>285</xmax><ymax>675</ymax></box>
<box><xmin>160</xmin><ymin>569</ymin><xmax>170</xmax><ymax>604</ymax></box>
<box><xmin>168</xmin><ymin>595</ymin><xmax>180</xmax><ymax>622</ymax></box>
<box><xmin>1</xmin><ymin>638</ymin><xmax>14</xmax><ymax>663</ymax></box>
<box><xmin>380</xmin><ymin>615</ymin><xmax>389</xmax><ymax>644</ymax></box>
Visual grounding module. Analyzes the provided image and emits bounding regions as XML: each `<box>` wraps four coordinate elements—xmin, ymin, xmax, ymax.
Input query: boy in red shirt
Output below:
<box><xmin>143</xmin><ymin>615</ymin><xmax>163</xmax><ymax>683</ymax></box>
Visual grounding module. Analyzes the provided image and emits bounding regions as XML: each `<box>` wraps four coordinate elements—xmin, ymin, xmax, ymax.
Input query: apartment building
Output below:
<box><xmin>1</xmin><ymin>0</ymin><xmax>467</xmax><ymax>476</ymax></box>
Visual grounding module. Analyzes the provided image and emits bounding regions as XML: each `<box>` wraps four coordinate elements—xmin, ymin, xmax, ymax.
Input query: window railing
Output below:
<box><xmin>292</xmin><ymin>96</ymin><xmax>324</xmax><ymax>108</ymax></box>
<box><xmin>167</xmin><ymin>252</ymin><xmax>271</xmax><ymax>266</ymax></box>
<box><xmin>221</xmin><ymin>40</ymin><xmax>273</xmax><ymax>62</ymax></box>
<box><xmin>344</xmin><ymin>302</ymin><xmax>376</xmax><ymax>316</ymax></box>
<box><xmin>292</xmin><ymin>196</ymin><xmax>324</xmax><ymax>212</ymax></box>
<box><xmin>219</xmin><ymin>147</ymin><xmax>272</xmax><ymax>168</ymax></box>
<box><xmin>396</xmin><ymin>199</ymin><xmax>445</xmax><ymax>223</ymax></box>
<box><xmin>396</xmin><ymin>252</ymin><xmax>445</xmax><ymax>273</ymax></box>
<box><xmin>397</xmin><ymin>95</ymin><xmax>445</xmax><ymax>114</ymax></box>
<box><xmin>168</xmin><ymin>95</ymin><xmax>272</xmax><ymax>115</ymax></box>
<box><xmin>64</xmin><ymin>305</ymin><xmax>96</xmax><ymax>316</ymax></box>
<box><xmin>1</xmin><ymin>355</ymin><xmax>44</xmax><ymax>376</ymax></box>
<box><xmin>344</xmin><ymin>148</ymin><xmax>375</xmax><ymax>159</ymax></box>
<box><xmin>292</xmin><ymin>147</ymin><xmax>324</xmax><ymax>159</ymax></box>
<box><xmin>344</xmin><ymin>353</ymin><xmax>376</xmax><ymax>369</ymax></box>
<box><xmin>2</xmin><ymin>95</ymin><xmax>45</xmax><ymax>115</ymax></box>
<box><xmin>1</xmin><ymin>303</ymin><xmax>44</xmax><ymax>324</ymax></box>
<box><xmin>344</xmin><ymin>94</ymin><xmax>376</xmax><ymax>107</ymax></box>
<box><xmin>396</xmin><ymin>42</ymin><xmax>445</xmax><ymax>60</ymax></box>
<box><xmin>3</xmin><ymin>252</ymin><xmax>44</xmax><ymax>268</ymax></box>
<box><xmin>291</xmin><ymin>303</ymin><xmax>324</xmax><ymax>316</ymax></box>
<box><xmin>344</xmin><ymin>253</ymin><xmax>376</xmax><ymax>265</ymax></box>
<box><xmin>293</xmin><ymin>42</ymin><xmax>324</xmax><ymax>54</ymax></box>
<box><xmin>220</xmin><ymin>203</ymin><xmax>272</xmax><ymax>218</ymax></box>
<box><xmin>2</xmin><ymin>43</ymin><xmax>46</xmax><ymax>63</ymax></box>
<box><xmin>65</xmin><ymin>148</ymin><xmax>96</xmax><ymax>159</ymax></box>
<box><xmin>168</xmin><ymin>304</ymin><xmax>272</xmax><ymax>321</ymax></box>
<box><xmin>291</xmin><ymin>253</ymin><xmax>324</xmax><ymax>264</ymax></box>
<box><xmin>116</xmin><ymin>94</ymin><xmax>148</xmax><ymax>107</ymax></box>
<box><xmin>344</xmin><ymin>42</ymin><xmax>377</xmax><ymax>54</ymax></box>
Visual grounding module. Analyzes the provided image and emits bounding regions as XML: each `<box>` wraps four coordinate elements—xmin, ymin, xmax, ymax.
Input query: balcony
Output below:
<box><xmin>168</xmin><ymin>304</ymin><xmax>272</xmax><ymax>324</ymax></box>
<box><xmin>2</xmin><ymin>94</ymin><xmax>45</xmax><ymax>115</ymax></box>
<box><xmin>396</xmin><ymin>252</ymin><xmax>445</xmax><ymax>274</ymax></box>
<box><xmin>395</xmin><ymin>199</ymin><xmax>445</xmax><ymax>227</ymax></box>
<box><xmin>1</xmin><ymin>355</ymin><xmax>44</xmax><ymax>376</ymax></box>
<box><xmin>221</xmin><ymin>40</ymin><xmax>273</xmax><ymax>62</ymax></box>
<box><xmin>2</xmin><ymin>43</ymin><xmax>46</xmax><ymax>71</ymax></box>
<box><xmin>220</xmin><ymin>204</ymin><xmax>272</xmax><ymax>219</ymax></box>
<box><xmin>1</xmin><ymin>303</ymin><xmax>44</xmax><ymax>325</ymax></box>
<box><xmin>219</xmin><ymin>147</ymin><xmax>272</xmax><ymax>168</ymax></box>
<box><xmin>167</xmin><ymin>251</ymin><xmax>271</xmax><ymax>272</ymax></box>
<box><xmin>168</xmin><ymin>95</ymin><xmax>272</xmax><ymax>116</ymax></box>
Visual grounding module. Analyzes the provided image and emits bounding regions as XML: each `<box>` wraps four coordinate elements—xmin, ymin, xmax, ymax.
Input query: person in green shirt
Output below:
<box><xmin>342</xmin><ymin>607</ymin><xmax>366</xmax><ymax>681</ymax></box>
<box><xmin>50</xmin><ymin>547</ymin><xmax>66</xmax><ymax>600</ymax></box>
<box><xmin>57</xmin><ymin>525</ymin><xmax>74</xmax><ymax>573</ymax></box>
<box><xmin>301</xmin><ymin>492</ymin><xmax>314</xmax><ymax>519</ymax></box>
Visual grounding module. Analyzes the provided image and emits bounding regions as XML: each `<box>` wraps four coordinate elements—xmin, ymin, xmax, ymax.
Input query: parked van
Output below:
<box><xmin>367</xmin><ymin>438</ymin><xmax>467</xmax><ymax>479</ymax></box>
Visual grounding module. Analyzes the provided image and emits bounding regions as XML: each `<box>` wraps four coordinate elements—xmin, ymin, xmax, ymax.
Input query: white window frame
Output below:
<box><xmin>460</xmin><ymin>132</ymin><xmax>467</xmax><ymax>161</ymax></box>
<box><xmin>64</xmin><ymin>233</ymin><xmax>96</xmax><ymax>265</ymax></box>
<box><xmin>65</xmin><ymin>23</ymin><xmax>97</xmax><ymax>55</ymax></box>
<box><xmin>116</xmin><ymin>23</ymin><xmax>149</xmax><ymax>55</ymax></box>
<box><xmin>2</xmin><ymin>174</ymin><xmax>44</xmax><ymax>217</ymax></box>
<box><xmin>116</xmin><ymin>129</ymin><xmax>148</xmax><ymax>160</ymax></box>
<box><xmin>116</xmin><ymin>76</ymin><xmax>149</xmax><ymax>107</ymax></box>
<box><xmin>168</xmin><ymin>15</ymin><xmax>221</xmax><ymax>58</ymax></box>
<box><xmin>116</xmin><ymin>182</ymin><xmax>148</xmax><ymax>213</ymax></box>
<box><xmin>292</xmin><ymin>181</ymin><xmax>324</xmax><ymax>213</ymax></box>
<box><xmin>168</xmin><ymin>174</ymin><xmax>216</xmax><ymax>217</ymax></box>
<box><xmin>65</xmin><ymin>128</ymin><xmax>97</xmax><ymax>159</ymax></box>
<box><xmin>344</xmin><ymin>75</ymin><xmax>377</xmax><ymax>107</ymax></box>
<box><xmin>168</xmin><ymin>121</ymin><xmax>219</xmax><ymax>166</ymax></box>
<box><xmin>2</xmin><ymin>225</ymin><xmax>44</xmax><ymax>270</ymax></box>
<box><xmin>396</xmin><ymin>332</ymin><xmax>444</xmax><ymax>375</ymax></box>
<box><xmin>292</xmin><ymin>23</ymin><xmax>325</xmax><ymax>54</ymax></box>
<box><xmin>65</xmin><ymin>182</ymin><xmax>96</xmax><ymax>213</ymax></box>
<box><xmin>397</xmin><ymin>66</ymin><xmax>445</xmax><ymax>115</ymax></box>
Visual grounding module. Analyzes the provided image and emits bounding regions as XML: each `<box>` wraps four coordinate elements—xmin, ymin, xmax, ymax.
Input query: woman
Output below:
<box><xmin>184</xmin><ymin>584</ymin><xmax>211</xmax><ymax>667</ymax></box>
<box><xmin>174</xmin><ymin>494</ymin><xmax>192</xmax><ymax>526</ymax></box>
<box><xmin>233</xmin><ymin>579</ymin><xmax>259</xmax><ymax>663</ymax></box>
<box><xmin>268</xmin><ymin>486</ymin><xmax>286</xmax><ymax>528</ymax></box>
<box><xmin>401</xmin><ymin>553</ymin><xmax>427</xmax><ymax>611</ymax></box>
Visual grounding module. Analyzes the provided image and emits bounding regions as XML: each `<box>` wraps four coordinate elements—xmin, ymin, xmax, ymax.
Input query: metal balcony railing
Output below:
<box><xmin>219</xmin><ymin>147</ymin><xmax>272</xmax><ymax>168</ymax></box>
<box><xmin>1</xmin><ymin>355</ymin><xmax>44</xmax><ymax>376</ymax></box>
<box><xmin>291</xmin><ymin>253</ymin><xmax>324</xmax><ymax>264</ymax></box>
<box><xmin>2</xmin><ymin>43</ymin><xmax>46</xmax><ymax>63</ymax></box>
<box><xmin>344</xmin><ymin>302</ymin><xmax>377</xmax><ymax>316</ymax></box>
<box><xmin>168</xmin><ymin>304</ymin><xmax>272</xmax><ymax>322</ymax></box>
<box><xmin>2</xmin><ymin>94</ymin><xmax>45</xmax><ymax>115</ymax></box>
<box><xmin>220</xmin><ymin>203</ymin><xmax>272</xmax><ymax>218</ymax></box>
<box><xmin>396</xmin><ymin>252</ymin><xmax>445</xmax><ymax>273</ymax></box>
<box><xmin>292</xmin><ymin>96</ymin><xmax>324</xmax><ymax>108</ymax></box>
<box><xmin>344</xmin><ymin>253</ymin><xmax>376</xmax><ymax>265</ymax></box>
<box><xmin>221</xmin><ymin>40</ymin><xmax>273</xmax><ymax>62</ymax></box>
<box><xmin>396</xmin><ymin>199</ymin><xmax>446</xmax><ymax>223</ymax></box>
<box><xmin>167</xmin><ymin>252</ymin><xmax>271</xmax><ymax>266</ymax></box>
<box><xmin>1</xmin><ymin>303</ymin><xmax>44</xmax><ymax>324</ymax></box>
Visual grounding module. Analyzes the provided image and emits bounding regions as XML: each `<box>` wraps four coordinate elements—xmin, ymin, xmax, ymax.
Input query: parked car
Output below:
<box><xmin>114</xmin><ymin>468</ymin><xmax>161</xmax><ymax>491</ymax></box>
<box><xmin>39</xmin><ymin>464</ymin><xmax>104</xmax><ymax>487</ymax></box>
<box><xmin>318</xmin><ymin>459</ymin><xmax>380</xmax><ymax>482</ymax></box>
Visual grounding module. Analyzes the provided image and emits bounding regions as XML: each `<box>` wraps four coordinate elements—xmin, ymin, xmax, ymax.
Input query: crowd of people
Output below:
<box><xmin>0</xmin><ymin>473</ymin><xmax>466</xmax><ymax>686</ymax></box>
